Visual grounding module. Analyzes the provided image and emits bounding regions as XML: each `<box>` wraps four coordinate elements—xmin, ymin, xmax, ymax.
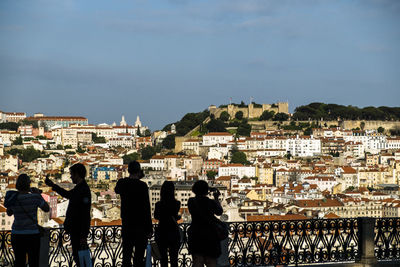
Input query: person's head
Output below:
<box><xmin>192</xmin><ymin>180</ymin><xmax>209</xmax><ymax>196</ymax></box>
<box><xmin>69</xmin><ymin>163</ymin><xmax>86</xmax><ymax>184</ymax></box>
<box><xmin>160</xmin><ymin>181</ymin><xmax>176</xmax><ymax>202</ymax></box>
<box><xmin>128</xmin><ymin>160</ymin><xmax>144</xmax><ymax>178</ymax></box>
<box><xmin>16</xmin><ymin>174</ymin><xmax>31</xmax><ymax>192</ymax></box>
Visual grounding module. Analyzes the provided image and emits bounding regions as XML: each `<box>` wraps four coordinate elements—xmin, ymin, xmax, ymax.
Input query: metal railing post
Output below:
<box><xmin>357</xmin><ymin>217</ymin><xmax>377</xmax><ymax>267</ymax></box>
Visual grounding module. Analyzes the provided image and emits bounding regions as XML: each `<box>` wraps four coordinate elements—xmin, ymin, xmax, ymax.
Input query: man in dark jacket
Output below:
<box><xmin>115</xmin><ymin>160</ymin><xmax>152</xmax><ymax>267</ymax></box>
<box><xmin>45</xmin><ymin>163</ymin><xmax>91</xmax><ymax>267</ymax></box>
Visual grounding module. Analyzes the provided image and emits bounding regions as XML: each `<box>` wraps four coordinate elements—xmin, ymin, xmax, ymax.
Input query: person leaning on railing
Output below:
<box><xmin>188</xmin><ymin>180</ymin><xmax>223</xmax><ymax>267</ymax></box>
<box><xmin>4</xmin><ymin>174</ymin><xmax>50</xmax><ymax>267</ymax></box>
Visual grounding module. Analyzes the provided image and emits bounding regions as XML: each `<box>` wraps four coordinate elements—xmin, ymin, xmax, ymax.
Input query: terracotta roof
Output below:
<box><xmin>295</xmin><ymin>199</ymin><xmax>343</xmax><ymax>208</ymax></box>
<box><xmin>324</xmin><ymin>212</ymin><xmax>340</xmax><ymax>219</ymax></box>
<box><xmin>204</xmin><ymin>132</ymin><xmax>232</xmax><ymax>136</ymax></box>
<box><xmin>247</xmin><ymin>214</ymin><xmax>308</xmax><ymax>221</ymax></box>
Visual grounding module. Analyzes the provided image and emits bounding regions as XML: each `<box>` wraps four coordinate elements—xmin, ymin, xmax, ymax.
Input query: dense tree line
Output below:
<box><xmin>7</xmin><ymin>147</ymin><xmax>47</xmax><ymax>162</ymax></box>
<box><xmin>163</xmin><ymin>110</ymin><xmax>210</xmax><ymax>136</ymax></box>
<box><xmin>293</xmin><ymin>103</ymin><xmax>400</xmax><ymax>121</ymax></box>
<box><xmin>0</xmin><ymin>120</ymin><xmax>39</xmax><ymax>132</ymax></box>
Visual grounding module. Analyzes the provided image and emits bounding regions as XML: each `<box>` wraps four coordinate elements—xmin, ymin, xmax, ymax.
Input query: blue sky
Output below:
<box><xmin>1</xmin><ymin>0</ymin><xmax>399</xmax><ymax>130</ymax></box>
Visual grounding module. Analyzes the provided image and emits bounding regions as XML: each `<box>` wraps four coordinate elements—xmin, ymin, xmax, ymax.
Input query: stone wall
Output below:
<box><xmin>248</xmin><ymin>120</ymin><xmax>400</xmax><ymax>131</ymax></box>
<box><xmin>209</xmin><ymin>102</ymin><xmax>289</xmax><ymax>120</ymax></box>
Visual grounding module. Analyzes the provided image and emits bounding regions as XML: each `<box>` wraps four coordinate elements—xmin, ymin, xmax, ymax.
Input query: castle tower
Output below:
<box><xmin>120</xmin><ymin>116</ymin><xmax>127</xmax><ymax>126</ymax></box>
<box><xmin>135</xmin><ymin>116</ymin><xmax>142</xmax><ymax>128</ymax></box>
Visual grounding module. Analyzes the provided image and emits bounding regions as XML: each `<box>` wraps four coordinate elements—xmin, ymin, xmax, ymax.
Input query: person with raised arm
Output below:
<box><xmin>45</xmin><ymin>163</ymin><xmax>91</xmax><ymax>267</ymax></box>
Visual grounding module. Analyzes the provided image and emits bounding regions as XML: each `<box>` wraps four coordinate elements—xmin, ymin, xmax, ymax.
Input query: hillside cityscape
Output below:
<box><xmin>1</xmin><ymin>101</ymin><xmax>400</xmax><ymax>230</ymax></box>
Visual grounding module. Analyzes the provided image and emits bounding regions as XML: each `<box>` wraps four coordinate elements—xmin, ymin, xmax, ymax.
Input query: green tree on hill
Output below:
<box><xmin>273</xmin><ymin>113</ymin><xmax>289</xmax><ymax>122</ymax></box>
<box><xmin>206</xmin><ymin>119</ymin><xmax>226</xmax><ymax>132</ymax></box>
<box><xmin>235</xmin><ymin>111</ymin><xmax>244</xmax><ymax>120</ymax></box>
<box><xmin>259</xmin><ymin>110</ymin><xmax>275</xmax><ymax>121</ymax></box>
<box><xmin>92</xmin><ymin>133</ymin><xmax>106</xmax><ymax>143</ymax></box>
<box><xmin>0</xmin><ymin>122</ymin><xmax>19</xmax><ymax>131</ymax></box>
<box><xmin>12</xmin><ymin>136</ymin><xmax>23</xmax><ymax>145</ymax></box>
<box><xmin>123</xmin><ymin>152</ymin><xmax>140</xmax><ymax>164</ymax></box>
<box><xmin>219</xmin><ymin>111</ymin><xmax>230</xmax><ymax>121</ymax></box>
<box><xmin>141</xmin><ymin>146</ymin><xmax>156</xmax><ymax>160</ymax></box>
<box><xmin>237</xmin><ymin>123</ymin><xmax>251</xmax><ymax>137</ymax></box>
<box><xmin>206</xmin><ymin>171</ymin><xmax>217</xmax><ymax>180</ymax></box>
<box><xmin>162</xmin><ymin>135</ymin><xmax>176</xmax><ymax>149</ymax></box>
<box><xmin>231</xmin><ymin>151</ymin><xmax>249</xmax><ymax>165</ymax></box>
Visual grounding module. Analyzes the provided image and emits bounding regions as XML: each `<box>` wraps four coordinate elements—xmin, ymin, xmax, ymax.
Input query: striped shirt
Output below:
<box><xmin>8</xmin><ymin>193</ymin><xmax>47</xmax><ymax>234</ymax></box>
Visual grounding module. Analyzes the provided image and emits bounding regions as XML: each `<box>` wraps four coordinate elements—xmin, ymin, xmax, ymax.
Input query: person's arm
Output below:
<box><xmin>144</xmin><ymin>184</ymin><xmax>153</xmax><ymax>235</ymax></box>
<box><xmin>38</xmin><ymin>195</ymin><xmax>50</xmax><ymax>212</ymax></box>
<box><xmin>212</xmin><ymin>197</ymin><xmax>223</xmax><ymax>216</ymax></box>
<box><xmin>114</xmin><ymin>179</ymin><xmax>122</xmax><ymax>194</ymax></box>
<box><xmin>79</xmin><ymin>186</ymin><xmax>92</xmax><ymax>239</ymax></box>
<box><xmin>6</xmin><ymin>208</ymin><xmax>13</xmax><ymax>216</ymax></box>
<box><xmin>51</xmin><ymin>184</ymin><xmax>73</xmax><ymax>199</ymax></box>
<box><xmin>46</xmin><ymin>175</ymin><xmax>73</xmax><ymax>199</ymax></box>
<box><xmin>154</xmin><ymin>202</ymin><xmax>161</xmax><ymax>221</ymax></box>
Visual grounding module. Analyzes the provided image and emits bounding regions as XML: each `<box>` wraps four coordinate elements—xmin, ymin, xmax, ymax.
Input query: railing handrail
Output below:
<box><xmin>0</xmin><ymin>217</ymin><xmax>399</xmax><ymax>266</ymax></box>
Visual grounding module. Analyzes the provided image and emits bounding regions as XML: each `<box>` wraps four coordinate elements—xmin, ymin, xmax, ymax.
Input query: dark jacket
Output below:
<box><xmin>51</xmin><ymin>181</ymin><xmax>91</xmax><ymax>238</ymax></box>
<box><xmin>154</xmin><ymin>200</ymin><xmax>181</xmax><ymax>246</ymax></box>
<box><xmin>188</xmin><ymin>196</ymin><xmax>223</xmax><ymax>257</ymax></box>
<box><xmin>115</xmin><ymin>178</ymin><xmax>152</xmax><ymax>235</ymax></box>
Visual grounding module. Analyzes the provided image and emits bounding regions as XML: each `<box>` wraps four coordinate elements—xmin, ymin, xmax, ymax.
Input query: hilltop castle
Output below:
<box><xmin>208</xmin><ymin>102</ymin><xmax>289</xmax><ymax>119</ymax></box>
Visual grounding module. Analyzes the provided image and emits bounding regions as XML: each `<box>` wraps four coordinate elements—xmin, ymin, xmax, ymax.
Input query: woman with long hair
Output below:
<box><xmin>154</xmin><ymin>181</ymin><xmax>181</xmax><ymax>267</ymax></box>
<box><xmin>5</xmin><ymin>174</ymin><xmax>50</xmax><ymax>267</ymax></box>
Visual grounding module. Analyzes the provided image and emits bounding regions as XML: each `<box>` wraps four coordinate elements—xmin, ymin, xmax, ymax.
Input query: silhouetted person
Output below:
<box><xmin>154</xmin><ymin>181</ymin><xmax>181</xmax><ymax>267</ymax></box>
<box><xmin>5</xmin><ymin>174</ymin><xmax>50</xmax><ymax>267</ymax></box>
<box><xmin>188</xmin><ymin>180</ymin><xmax>223</xmax><ymax>267</ymax></box>
<box><xmin>115</xmin><ymin>161</ymin><xmax>152</xmax><ymax>267</ymax></box>
<box><xmin>45</xmin><ymin>163</ymin><xmax>91</xmax><ymax>267</ymax></box>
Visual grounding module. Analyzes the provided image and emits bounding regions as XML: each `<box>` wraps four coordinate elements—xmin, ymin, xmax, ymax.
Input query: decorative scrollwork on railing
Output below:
<box><xmin>228</xmin><ymin>218</ymin><xmax>360</xmax><ymax>266</ymax></box>
<box><xmin>0</xmin><ymin>231</ymin><xmax>13</xmax><ymax>267</ymax></box>
<box><xmin>48</xmin><ymin>224</ymin><xmax>194</xmax><ymax>267</ymax></box>
<box><xmin>0</xmin><ymin>218</ymin><xmax>366</xmax><ymax>267</ymax></box>
<box><xmin>375</xmin><ymin>218</ymin><xmax>400</xmax><ymax>261</ymax></box>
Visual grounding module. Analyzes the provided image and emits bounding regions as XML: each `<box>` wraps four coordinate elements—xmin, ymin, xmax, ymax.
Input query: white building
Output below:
<box><xmin>150</xmin><ymin>156</ymin><xmax>165</xmax><ymax>171</ymax></box>
<box><xmin>0</xmin><ymin>155</ymin><xmax>18</xmax><ymax>172</ymax></box>
<box><xmin>218</xmin><ymin>164</ymin><xmax>256</xmax><ymax>178</ymax></box>
<box><xmin>285</xmin><ymin>135</ymin><xmax>321</xmax><ymax>157</ymax></box>
<box><xmin>202</xmin><ymin>132</ymin><xmax>234</xmax><ymax>146</ymax></box>
<box><xmin>208</xmin><ymin>146</ymin><xmax>229</xmax><ymax>160</ymax></box>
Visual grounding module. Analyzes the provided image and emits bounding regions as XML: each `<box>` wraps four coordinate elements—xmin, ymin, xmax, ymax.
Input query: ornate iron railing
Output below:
<box><xmin>375</xmin><ymin>217</ymin><xmax>400</xmax><ymax>261</ymax></box>
<box><xmin>228</xmin><ymin>219</ymin><xmax>359</xmax><ymax>266</ymax></box>
<box><xmin>1</xmin><ymin>218</ymin><xmax>400</xmax><ymax>266</ymax></box>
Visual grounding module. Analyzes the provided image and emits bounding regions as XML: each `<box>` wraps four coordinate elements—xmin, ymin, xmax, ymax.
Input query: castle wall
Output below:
<box><xmin>209</xmin><ymin>102</ymin><xmax>289</xmax><ymax>120</ymax></box>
